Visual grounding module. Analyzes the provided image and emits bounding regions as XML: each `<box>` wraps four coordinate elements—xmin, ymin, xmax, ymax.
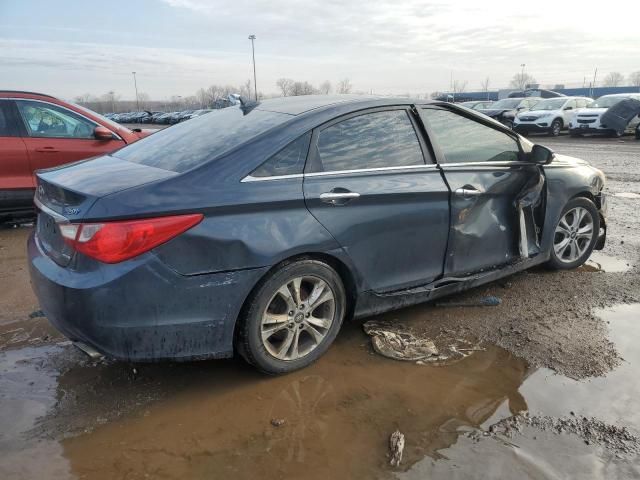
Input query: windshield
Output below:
<box><xmin>71</xmin><ymin>102</ymin><xmax>130</xmax><ymax>132</ymax></box>
<box><xmin>531</xmin><ymin>98</ymin><xmax>566</xmax><ymax>111</ymax></box>
<box><xmin>587</xmin><ymin>96</ymin><xmax>625</xmax><ymax>108</ymax></box>
<box><xmin>489</xmin><ymin>99</ymin><xmax>521</xmax><ymax>109</ymax></box>
<box><xmin>113</xmin><ymin>106</ymin><xmax>292</xmax><ymax>173</ymax></box>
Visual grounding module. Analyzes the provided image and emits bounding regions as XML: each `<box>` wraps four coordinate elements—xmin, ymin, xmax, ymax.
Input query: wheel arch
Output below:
<box><xmin>232</xmin><ymin>251</ymin><xmax>359</xmax><ymax>349</ymax></box>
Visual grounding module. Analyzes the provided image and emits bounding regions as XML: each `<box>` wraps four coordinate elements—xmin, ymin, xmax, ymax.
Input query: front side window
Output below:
<box><xmin>0</xmin><ymin>102</ymin><xmax>11</xmax><ymax>136</ymax></box>
<box><xmin>315</xmin><ymin>110</ymin><xmax>425</xmax><ymax>172</ymax></box>
<box><xmin>15</xmin><ymin>100</ymin><xmax>96</xmax><ymax>139</ymax></box>
<box><xmin>251</xmin><ymin>132</ymin><xmax>311</xmax><ymax>177</ymax></box>
<box><xmin>422</xmin><ymin>108</ymin><xmax>520</xmax><ymax>164</ymax></box>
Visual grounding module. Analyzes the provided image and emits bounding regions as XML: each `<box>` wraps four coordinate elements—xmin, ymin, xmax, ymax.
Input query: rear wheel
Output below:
<box><xmin>548</xmin><ymin>119</ymin><xmax>562</xmax><ymax>136</ymax></box>
<box><xmin>547</xmin><ymin>197</ymin><xmax>600</xmax><ymax>270</ymax></box>
<box><xmin>237</xmin><ymin>260</ymin><xmax>346</xmax><ymax>374</ymax></box>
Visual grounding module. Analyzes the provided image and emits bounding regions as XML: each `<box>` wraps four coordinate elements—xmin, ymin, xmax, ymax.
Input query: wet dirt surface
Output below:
<box><xmin>0</xmin><ymin>135</ymin><xmax>639</xmax><ymax>478</ymax></box>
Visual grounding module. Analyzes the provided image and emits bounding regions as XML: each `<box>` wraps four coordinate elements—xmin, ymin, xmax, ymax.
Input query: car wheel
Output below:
<box><xmin>609</xmin><ymin>129</ymin><xmax>623</xmax><ymax>138</ymax></box>
<box><xmin>549</xmin><ymin>119</ymin><xmax>562</xmax><ymax>137</ymax></box>
<box><xmin>635</xmin><ymin>125</ymin><xmax>640</xmax><ymax>140</ymax></box>
<box><xmin>237</xmin><ymin>259</ymin><xmax>346</xmax><ymax>374</ymax></box>
<box><xmin>547</xmin><ymin>197</ymin><xmax>600</xmax><ymax>270</ymax></box>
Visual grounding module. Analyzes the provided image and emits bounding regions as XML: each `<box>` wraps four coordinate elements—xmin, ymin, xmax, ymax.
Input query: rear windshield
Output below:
<box><xmin>113</xmin><ymin>106</ymin><xmax>292</xmax><ymax>172</ymax></box>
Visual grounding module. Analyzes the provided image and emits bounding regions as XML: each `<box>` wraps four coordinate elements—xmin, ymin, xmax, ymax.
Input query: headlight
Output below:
<box><xmin>537</xmin><ymin>113</ymin><xmax>551</xmax><ymax>119</ymax></box>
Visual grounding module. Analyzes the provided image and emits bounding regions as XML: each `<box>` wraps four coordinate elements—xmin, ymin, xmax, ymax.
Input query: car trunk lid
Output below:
<box><xmin>34</xmin><ymin>155</ymin><xmax>178</xmax><ymax>266</ymax></box>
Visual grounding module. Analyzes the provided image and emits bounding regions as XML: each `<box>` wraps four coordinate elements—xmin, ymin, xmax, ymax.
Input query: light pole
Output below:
<box><xmin>248</xmin><ymin>34</ymin><xmax>258</xmax><ymax>101</ymax></box>
<box><xmin>132</xmin><ymin>71</ymin><xmax>140</xmax><ymax>110</ymax></box>
<box><xmin>520</xmin><ymin>63</ymin><xmax>526</xmax><ymax>89</ymax></box>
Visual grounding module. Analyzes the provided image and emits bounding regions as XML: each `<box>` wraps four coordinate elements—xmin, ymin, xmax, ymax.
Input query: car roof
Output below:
<box><xmin>0</xmin><ymin>90</ymin><xmax>58</xmax><ymax>100</ymax></box>
<box><xmin>254</xmin><ymin>94</ymin><xmax>424</xmax><ymax>116</ymax></box>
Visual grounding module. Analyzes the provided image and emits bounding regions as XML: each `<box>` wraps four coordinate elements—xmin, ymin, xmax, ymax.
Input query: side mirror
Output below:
<box><xmin>94</xmin><ymin>126</ymin><xmax>114</xmax><ymax>141</ymax></box>
<box><xmin>530</xmin><ymin>144</ymin><xmax>554</xmax><ymax>165</ymax></box>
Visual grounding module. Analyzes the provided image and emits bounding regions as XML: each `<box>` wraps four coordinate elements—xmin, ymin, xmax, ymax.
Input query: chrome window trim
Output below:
<box><xmin>241</xmin><ymin>173</ymin><xmax>304</xmax><ymax>183</ymax></box>
<box><xmin>5</xmin><ymin>97</ymin><xmax>124</xmax><ymax>142</ymax></box>
<box><xmin>304</xmin><ymin>164</ymin><xmax>438</xmax><ymax>177</ymax></box>
<box><xmin>241</xmin><ymin>164</ymin><xmax>439</xmax><ymax>182</ymax></box>
<box><xmin>439</xmin><ymin>160</ymin><xmax>532</xmax><ymax>168</ymax></box>
<box><xmin>34</xmin><ymin>197</ymin><xmax>69</xmax><ymax>224</ymax></box>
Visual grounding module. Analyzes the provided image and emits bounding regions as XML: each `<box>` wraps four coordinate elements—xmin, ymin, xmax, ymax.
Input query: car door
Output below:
<box><xmin>419</xmin><ymin>105</ymin><xmax>540</xmax><ymax>276</ymax></box>
<box><xmin>562</xmin><ymin>99</ymin><xmax>577</xmax><ymax>124</ymax></box>
<box><xmin>13</xmin><ymin>99</ymin><xmax>125</xmax><ymax>174</ymax></box>
<box><xmin>0</xmin><ymin>100</ymin><xmax>31</xmax><ymax>190</ymax></box>
<box><xmin>303</xmin><ymin>107</ymin><xmax>450</xmax><ymax>292</ymax></box>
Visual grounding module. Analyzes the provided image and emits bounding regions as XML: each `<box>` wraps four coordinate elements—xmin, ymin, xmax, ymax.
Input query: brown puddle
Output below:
<box><xmin>1</xmin><ymin>304</ymin><xmax>640</xmax><ymax>479</ymax></box>
<box><xmin>579</xmin><ymin>252</ymin><xmax>633</xmax><ymax>273</ymax></box>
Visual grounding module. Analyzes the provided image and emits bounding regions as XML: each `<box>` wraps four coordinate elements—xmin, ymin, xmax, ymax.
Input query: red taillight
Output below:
<box><xmin>60</xmin><ymin>214</ymin><xmax>203</xmax><ymax>264</ymax></box>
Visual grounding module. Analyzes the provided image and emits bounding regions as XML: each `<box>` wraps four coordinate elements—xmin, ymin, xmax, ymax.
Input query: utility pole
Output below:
<box><xmin>248</xmin><ymin>35</ymin><xmax>258</xmax><ymax>101</ymax></box>
<box><xmin>592</xmin><ymin>68</ymin><xmax>598</xmax><ymax>98</ymax></box>
<box><xmin>132</xmin><ymin>72</ymin><xmax>140</xmax><ymax>111</ymax></box>
<box><xmin>520</xmin><ymin>63</ymin><xmax>526</xmax><ymax>89</ymax></box>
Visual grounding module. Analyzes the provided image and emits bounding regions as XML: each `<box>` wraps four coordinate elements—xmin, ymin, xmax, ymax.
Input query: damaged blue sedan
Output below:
<box><xmin>28</xmin><ymin>95</ymin><xmax>606</xmax><ymax>374</ymax></box>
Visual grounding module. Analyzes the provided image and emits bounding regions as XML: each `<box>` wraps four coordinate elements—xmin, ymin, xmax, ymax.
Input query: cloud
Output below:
<box><xmin>1</xmin><ymin>0</ymin><xmax>638</xmax><ymax>98</ymax></box>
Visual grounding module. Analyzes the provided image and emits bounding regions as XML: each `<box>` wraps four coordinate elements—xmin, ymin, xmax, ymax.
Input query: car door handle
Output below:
<box><xmin>454</xmin><ymin>187</ymin><xmax>484</xmax><ymax>198</ymax></box>
<box><xmin>35</xmin><ymin>147</ymin><xmax>59</xmax><ymax>153</ymax></box>
<box><xmin>320</xmin><ymin>191</ymin><xmax>360</xmax><ymax>205</ymax></box>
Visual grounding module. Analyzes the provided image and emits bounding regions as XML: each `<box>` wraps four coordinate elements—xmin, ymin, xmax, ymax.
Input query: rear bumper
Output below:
<box><xmin>28</xmin><ymin>232</ymin><xmax>268</xmax><ymax>361</ymax></box>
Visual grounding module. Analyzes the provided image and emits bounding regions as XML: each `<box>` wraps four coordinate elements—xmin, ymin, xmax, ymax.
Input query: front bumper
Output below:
<box><xmin>28</xmin><ymin>232</ymin><xmax>268</xmax><ymax>361</ymax></box>
<box><xmin>568</xmin><ymin>125</ymin><xmax>611</xmax><ymax>135</ymax></box>
<box><xmin>514</xmin><ymin>122</ymin><xmax>551</xmax><ymax>133</ymax></box>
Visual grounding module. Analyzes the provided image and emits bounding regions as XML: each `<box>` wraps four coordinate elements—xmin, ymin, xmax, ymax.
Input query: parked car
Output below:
<box><xmin>569</xmin><ymin>94</ymin><xmax>640</xmax><ymax>137</ymax></box>
<box><xmin>514</xmin><ymin>97</ymin><xmax>592</xmax><ymax>136</ymax></box>
<box><xmin>186</xmin><ymin>109</ymin><xmax>213</xmax><ymax>120</ymax></box>
<box><xmin>477</xmin><ymin>97</ymin><xmax>540</xmax><ymax>128</ymax></box>
<box><xmin>0</xmin><ymin>91</ymin><xmax>154</xmax><ymax>220</ymax></box>
<box><xmin>459</xmin><ymin>101</ymin><xmax>494</xmax><ymax>110</ymax></box>
<box><xmin>29</xmin><ymin>96</ymin><xmax>606</xmax><ymax>374</ymax></box>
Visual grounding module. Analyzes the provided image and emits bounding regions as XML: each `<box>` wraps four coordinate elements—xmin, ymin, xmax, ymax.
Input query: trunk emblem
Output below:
<box><xmin>64</xmin><ymin>207</ymin><xmax>81</xmax><ymax>215</ymax></box>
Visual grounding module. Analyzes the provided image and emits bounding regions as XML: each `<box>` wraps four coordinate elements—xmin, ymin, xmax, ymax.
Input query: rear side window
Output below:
<box><xmin>251</xmin><ymin>132</ymin><xmax>311</xmax><ymax>177</ymax></box>
<box><xmin>114</xmin><ymin>107</ymin><xmax>292</xmax><ymax>173</ymax></box>
<box><xmin>422</xmin><ymin>108</ymin><xmax>520</xmax><ymax>164</ymax></box>
<box><xmin>314</xmin><ymin>110</ymin><xmax>425</xmax><ymax>172</ymax></box>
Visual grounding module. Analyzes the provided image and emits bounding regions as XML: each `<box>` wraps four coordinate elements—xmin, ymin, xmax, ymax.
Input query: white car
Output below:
<box><xmin>513</xmin><ymin>97</ymin><xmax>592</xmax><ymax>136</ymax></box>
<box><xmin>569</xmin><ymin>93</ymin><xmax>640</xmax><ymax>137</ymax></box>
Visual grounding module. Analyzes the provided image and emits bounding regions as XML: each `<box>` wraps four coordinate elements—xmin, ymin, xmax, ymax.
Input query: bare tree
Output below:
<box><xmin>239</xmin><ymin>79</ymin><xmax>252</xmax><ymax>99</ymax></box>
<box><xmin>137</xmin><ymin>92</ymin><xmax>150</xmax><ymax>110</ymax></box>
<box><xmin>290</xmin><ymin>81</ymin><xmax>316</xmax><ymax>96</ymax></box>
<box><xmin>336</xmin><ymin>78</ymin><xmax>352</xmax><ymax>94</ymax></box>
<box><xmin>630</xmin><ymin>71</ymin><xmax>640</xmax><ymax>87</ymax></box>
<box><xmin>480</xmin><ymin>77</ymin><xmax>491</xmax><ymax>100</ymax></box>
<box><xmin>276</xmin><ymin>78</ymin><xmax>294</xmax><ymax>96</ymax></box>
<box><xmin>453</xmin><ymin>80</ymin><xmax>467</xmax><ymax>95</ymax></box>
<box><xmin>509</xmin><ymin>72</ymin><xmax>537</xmax><ymax>90</ymax></box>
<box><xmin>318</xmin><ymin>80</ymin><xmax>332</xmax><ymax>94</ymax></box>
<box><xmin>603</xmin><ymin>72</ymin><xmax>625</xmax><ymax>87</ymax></box>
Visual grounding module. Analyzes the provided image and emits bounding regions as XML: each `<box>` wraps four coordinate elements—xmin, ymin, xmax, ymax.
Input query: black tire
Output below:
<box><xmin>609</xmin><ymin>129</ymin><xmax>623</xmax><ymax>138</ymax></box>
<box><xmin>635</xmin><ymin>125</ymin><xmax>640</xmax><ymax>140</ymax></box>
<box><xmin>546</xmin><ymin>197</ymin><xmax>600</xmax><ymax>270</ymax></box>
<box><xmin>548</xmin><ymin>119</ymin><xmax>562</xmax><ymax>137</ymax></box>
<box><xmin>237</xmin><ymin>259</ymin><xmax>346</xmax><ymax>374</ymax></box>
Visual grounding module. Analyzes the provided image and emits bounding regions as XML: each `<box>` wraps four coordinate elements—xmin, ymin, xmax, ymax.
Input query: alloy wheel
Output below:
<box><xmin>261</xmin><ymin>276</ymin><xmax>336</xmax><ymax>361</ymax></box>
<box><xmin>553</xmin><ymin>207</ymin><xmax>594</xmax><ymax>263</ymax></box>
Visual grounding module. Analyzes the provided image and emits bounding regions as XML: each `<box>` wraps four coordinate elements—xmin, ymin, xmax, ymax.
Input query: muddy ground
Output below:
<box><xmin>1</xmin><ymin>134</ymin><xmax>639</xmax><ymax>479</ymax></box>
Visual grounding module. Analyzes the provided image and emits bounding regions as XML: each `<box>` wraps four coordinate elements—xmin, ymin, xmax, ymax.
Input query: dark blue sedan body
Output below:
<box><xmin>28</xmin><ymin>95</ymin><xmax>606</xmax><ymax>362</ymax></box>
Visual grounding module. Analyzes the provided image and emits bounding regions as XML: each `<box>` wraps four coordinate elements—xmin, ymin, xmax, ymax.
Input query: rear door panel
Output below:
<box><xmin>0</xmin><ymin>100</ymin><xmax>32</xmax><ymax>190</ymax></box>
<box><xmin>303</xmin><ymin>107</ymin><xmax>450</xmax><ymax>293</ymax></box>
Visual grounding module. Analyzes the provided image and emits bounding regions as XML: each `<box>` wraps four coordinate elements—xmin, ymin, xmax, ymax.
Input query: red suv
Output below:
<box><xmin>0</xmin><ymin>91</ymin><xmax>152</xmax><ymax>219</ymax></box>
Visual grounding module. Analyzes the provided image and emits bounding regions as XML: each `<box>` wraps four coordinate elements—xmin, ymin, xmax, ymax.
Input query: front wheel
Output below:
<box><xmin>548</xmin><ymin>119</ymin><xmax>562</xmax><ymax>137</ymax></box>
<box><xmin>237</xmin><ymin>259</ymin><xmax>346</xmax><ymax>374</ymax></box>
<box><xmin>547</xmin><ymin>197</ymin><xmax>600</xmax><ymax>270</ymax></box>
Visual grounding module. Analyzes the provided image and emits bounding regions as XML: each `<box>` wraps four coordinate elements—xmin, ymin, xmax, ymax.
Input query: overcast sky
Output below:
<box><xmin>1</xmin><ymin>0</ymin><xmax>638</xmax><ymax>101</ymax></box>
